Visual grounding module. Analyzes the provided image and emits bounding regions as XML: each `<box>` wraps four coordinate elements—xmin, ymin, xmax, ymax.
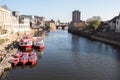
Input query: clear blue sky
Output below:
<box><xmin>0</xmin><ymin>0</ymin><xmax>120</xmax><ymax>22</ymax></box>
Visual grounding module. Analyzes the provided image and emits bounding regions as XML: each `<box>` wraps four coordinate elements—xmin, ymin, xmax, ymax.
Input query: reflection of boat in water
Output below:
<box><xmin>12</xmin><ymin>63</ymin><xmax>37</xmax><ymax>69</ymax></box>
<box><xmin>33</xmin><ymin>37</ymin><xmax>44</xmax><ymax>49</ymax></box>
<box><xmin>12</xmin><ymin>65</ymin><xmax>20</xmax><ymax>69</ymax></box>
<box><xmin>29</xmin><ymin>63</ymin><xmax>37</xmax><ymax>68</ymax></box>
<box><xmin>34</xmin><ymin>48</ymin><xmax>44</xmax><ymax>53</ymax></box>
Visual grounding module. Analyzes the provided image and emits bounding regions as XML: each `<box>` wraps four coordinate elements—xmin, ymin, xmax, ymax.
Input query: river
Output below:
<box><xmin>2</xmin><ymin>30</ymin><xmax>120</xmax><ymax>80</ymax></box>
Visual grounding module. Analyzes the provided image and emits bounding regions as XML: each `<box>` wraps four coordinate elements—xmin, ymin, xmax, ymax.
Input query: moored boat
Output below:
<box><xmin>29</xmin><ymin>55</ymin><xmax>37</xmax><ymax>64</ymax></box>
<box><xmin>30</xmin><ymin>52</ymin><xmax>37</xmax><ymax>56</ymax></box>
<box><xmin>14</xmin><ymin>52</ymin><xmax>22</xmax><ymax>58</ymax></box>
<box><xmin>11</xmin><ymin>58</ymin><xmax>19</xmax><ymax>66</ymax></box>
<box><xmin>33</xmin><ymin>37</ymin><xmax>44</xmax><ymax>49</ymax></box>
<box><xmin>20</xmin><ymin>52</ymin><xmax>29</xmax><ymax>65</ymax></box>
<box><xmin>19</xmin><ymin>34</ymin><xmax>33</xmax><ymax>50</ymax></box>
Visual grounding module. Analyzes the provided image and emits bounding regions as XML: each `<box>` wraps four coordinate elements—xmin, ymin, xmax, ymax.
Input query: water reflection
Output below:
<box><xmin>71</xmin><ymin>35</ymin><xmax>80</xmax><ymax>52</ymax></box>
<box><xmin>12</xmin><ymin>63</ymin><xmax>37</xmax><ymax>69</ymax></box>
<box><xmin>3</xmin><ymin>30</ymin><xmax>120</xmax><ymax>80</ymax></box>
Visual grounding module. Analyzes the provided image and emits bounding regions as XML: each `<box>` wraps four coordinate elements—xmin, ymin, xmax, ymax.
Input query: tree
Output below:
<box><xmin>86</xmin><ymin>16</ymin><xmax>101</xmax><ymax>31</ymax></box>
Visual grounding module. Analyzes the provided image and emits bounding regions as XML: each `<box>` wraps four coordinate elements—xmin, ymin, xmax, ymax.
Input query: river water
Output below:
<box><xmin>2</xmin><ymin>30</ymin><xmax>120</xmax><ymax>80</ymax></box>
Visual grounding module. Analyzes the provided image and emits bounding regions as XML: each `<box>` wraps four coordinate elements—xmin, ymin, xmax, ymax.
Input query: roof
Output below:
<box><xmin>1</xmin><ymin>5</ymin><xmax>10</xmax><ymax>11</ymax></box>
<box><xmin>20</xmin><ymin>15</ymin><xmax>33</xmax><ymax>19</ymax></box>
<box><xmin>109</xmin><ymin>13</ymin><xmax>120</xmax><ymax>23</ymax></box>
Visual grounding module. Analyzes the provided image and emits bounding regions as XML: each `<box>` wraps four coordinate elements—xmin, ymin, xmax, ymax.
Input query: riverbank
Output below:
<box><xmin>0</xmin><ymin>33</ymin><xmax>18</xmax><ymax>77</ymax></box>
<box><xmin>0</xmin><ymin>29</ymin><xmax>35</xmax><ymax>77</ymax></box>
<box><xmin>68</xmin><ymin>28</ymin><xmax>120</xmax><ymax>46</ymax></box>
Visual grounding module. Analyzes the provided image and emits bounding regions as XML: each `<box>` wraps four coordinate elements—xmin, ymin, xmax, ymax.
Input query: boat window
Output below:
<box><xmin>36</xmin><ymin>42</ymin><xmax>43</xmax><ymax>45</ymax></box>
<box><xmin>24</xmin><ymin>42</ymin><xmax>27</xmax><ymax>45</ymax></box>
<box><xmin>21</xmin><ymin>43</ymin><xmax>23</xmax><ymax>45</ymax></box>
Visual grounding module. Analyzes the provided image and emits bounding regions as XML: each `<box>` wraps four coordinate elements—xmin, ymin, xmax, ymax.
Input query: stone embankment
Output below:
<box><xmin>68</xmin><ymin>28</ymin><xmax>120</xmax><ymax>46</ymax></box>
<box><xmin>0</xmin><ymin>29</ymin><xmax>35</xmax><ymax>77</ymax></box>
<box><xmin>0</xmin><ymin>33</ymin><xmax>18</xmax><ymax>77</ymax></box>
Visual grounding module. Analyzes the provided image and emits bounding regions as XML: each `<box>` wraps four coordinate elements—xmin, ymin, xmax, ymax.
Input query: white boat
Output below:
<box><xmin>33</xmin><ymin>37</ymin><xmax>44</xmax><ymax>49</ymax></box>
<box><xmin>19</xmin><ymin>34</ymin><xmax>33</xmax><ymax>50</ymax></box>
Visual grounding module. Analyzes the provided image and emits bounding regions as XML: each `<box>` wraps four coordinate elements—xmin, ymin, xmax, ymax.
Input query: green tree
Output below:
<box><xmin>87</xmin><ymin>16</ymin><xmax>101</xmax><ymax>31</ymax></box>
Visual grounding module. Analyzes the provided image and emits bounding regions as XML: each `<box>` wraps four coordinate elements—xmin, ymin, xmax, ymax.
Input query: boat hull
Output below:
<box><xmin>20</xmin><ymin>53</ymin><xmax>29</xmax><ymax>65</ymax></box>
<box><xmin>34</xmin><ymin>45</ymin><xmax>44</xmax><ymax>49</ymax></box>
<box><xmin>29</xmin><ymin>54</ymin><xmax>37</xmax><ymax>65</ymax></box>
<box><xmin>14</xmin><ymin>52</ymin><xmax>22</xmax><ymax>58</ymax></box>
<box><xmin>19</xmin><ymin>45</ymin><xmax>32</xmax><ymax>50</ymax></box>
<box><xmin>12</xmin><ymin>58</ymin><xmax>19</xmax><ymax>66</ymax></box>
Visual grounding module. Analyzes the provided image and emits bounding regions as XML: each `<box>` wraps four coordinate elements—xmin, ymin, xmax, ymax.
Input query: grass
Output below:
<box><xmin>0</xmin><ymin>39</ymin><xmax>9</xmax><ymax>45</ymax></box>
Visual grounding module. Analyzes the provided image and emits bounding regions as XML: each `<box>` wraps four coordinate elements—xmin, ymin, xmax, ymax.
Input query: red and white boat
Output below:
<box><xmin>33</xmin><ymin>37</ymin><xmax>44</xmax><ymax>49</ymax></box>
<box><xmin>14</xmin><ymin>52</ymin><xmax>22</xmax><ymax>58</ymax></box>
<box><xmin>11</xmin><ymin>58</ymin><xmax>19</xmax><ymax>66</ymax></box>
<box><xmin>29</xmin><ymin>54</ymin><xmax>37</xmax><ymax>64</ymax></box>
<box><xmin>30</xmin><ymin>52</ymin><xmax>37</xmax><ymax>56</ymax></box>
<box><xmin>20</xmin><ymin>52</ymin><xmax>29</xmax><ymax>65</ymax></box>
<box><xmin>19</xmin><ymin>34</ymin><xmax>33</xmax><ymax>50</ymax></box>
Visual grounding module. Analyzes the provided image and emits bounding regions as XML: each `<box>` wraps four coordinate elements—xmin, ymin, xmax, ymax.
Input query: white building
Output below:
<box><xmin>19</xmin><ymin>16</ymin><xmax>31</xmax><ymax>32</ymax></box>
<box><xmin>0</xmin><ymin>6</ymin><xmax>19</xmax><ymax>34</ymax></box>
<box><xmin>108</xmin><ymin>13</ymin><xmax>120</xmax><ymax>33</ymax></box>
<box><xmin>116</xmin><ymin>13</ymin><xmax>120</xmax><ymax>33</ymax></box>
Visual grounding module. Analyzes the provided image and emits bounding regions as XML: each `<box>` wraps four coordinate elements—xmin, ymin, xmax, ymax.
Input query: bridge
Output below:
<box><xmin>56</xmin><ymin>23</ymin><xmax>69</xmax><ymax>30</ymax></box>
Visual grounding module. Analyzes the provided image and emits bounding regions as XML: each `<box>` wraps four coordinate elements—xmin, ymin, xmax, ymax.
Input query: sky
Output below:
<box><xmin>0</xmin><ymin>0</ymin><xmax>120</xmax><ymax>22</ymax></box>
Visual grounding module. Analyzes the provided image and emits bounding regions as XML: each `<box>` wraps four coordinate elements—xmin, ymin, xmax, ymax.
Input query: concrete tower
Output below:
<box><xmin>72</xmin><ymin>10</ymin><xmax>81</xmax><ymax>23</ymax></box>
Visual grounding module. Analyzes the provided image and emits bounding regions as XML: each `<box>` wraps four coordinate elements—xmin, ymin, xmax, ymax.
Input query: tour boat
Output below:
<box><xmin>11</xmin><ymin>58</ymin><xmax>19</xmax><ymax>66</ymax></box>
<box><xmin>19</xmin><ymin>34</ymin><xmax>33</xmax><ymax>50</ymax></box>
<box><xmin>30</xmin><ymin>52</ymin><xmax>37</xmax><ymax>56</ymax></box>
<box><xmin>33</xmin><ymin>37</ymin><xmax>44</xmax><ymax>49</ymax></box>
<box><xmin>14</xmin><ymin>52</ymin><xmax>22</xmax><ymax>58</ymax></box>
<box><xmin>29</xmin><ymin>54</ymin><xmax>37</xmax><ymax>64</ymax></box>
<box><xmin>20</xmin><ymin>52</ymin><xmax>29</xmax><ymax>65</ymax></box>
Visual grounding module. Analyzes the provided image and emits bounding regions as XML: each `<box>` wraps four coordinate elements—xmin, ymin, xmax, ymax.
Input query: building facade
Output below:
<box><xmin>116</xmin><ymin>13</ymin><xmax>120</xmax><ymax>32</ymax></box>
<box><xmin>19</xmin><ymin>15</ymin><xmax>31</xmax><ymax>32</ymax></box>
<box><xmin>34</xmin><ymin>16</ymin><xmax>45</xmax><ymax>27</ymax></box>
<box><xmin>0</xmin><ymin>6</ymin><xmax>13</xmax><ymax>34</ymax></box>
<box><xmin>69</xmin><ymin>10</ymin><xmax>84</xmax><ymax>30</ymax></box>
<box><xmin>108</xmin><ymin>13</ymin><xmax>120</xmax><ymax>33</ymax></box>
<box><xmin>45</xmin><ymin>19</ymin><xmax>56</xmax><ymax>31</ymax></box>
<box><xmin>72</xmin><ymin>10</ymin><xmax>81</xmax><ymax>23</ymax></box>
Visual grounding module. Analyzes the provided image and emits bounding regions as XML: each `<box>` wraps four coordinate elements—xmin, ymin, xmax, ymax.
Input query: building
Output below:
<box><xmin>34</xmin><ymin>16</ymin><xmax>45</xmax><ymax>28</ymax></box>
<box><xmin>19</xmin><ymin>15</ymin><xmax>31</xmax><ymax>32</ymax></box>
<box><xmin>116</xmin><ymin>13</ymin><xmax>120</xmax><ymax>32</ymax></box>
<box><xmin>0</xmin><ymin>6</ymin><xmax>15</xmax><ymax>34</ymax></box>
<box><xmin>45</xmin><ymin>19</ymin><xmax>56</xmax><ymax>31</ymax></box>
<box><xmin>69</xmin><ymin>10</ymin><xmax>84</xmax><ymax>30</ymax></box>
<box><xmin>108</xmin><ymin>13</ymin><xmax>120</xmax><ymax>33</ymax></box>
<box><xmin>72</xmin><ymin>10</ymin><xmax>81</xmax><ymax>23</ymax></box>
<box><xmin>12</xmin><ymin>11</ymin><xmax>19</xmax><ymax>20</ymax></box>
